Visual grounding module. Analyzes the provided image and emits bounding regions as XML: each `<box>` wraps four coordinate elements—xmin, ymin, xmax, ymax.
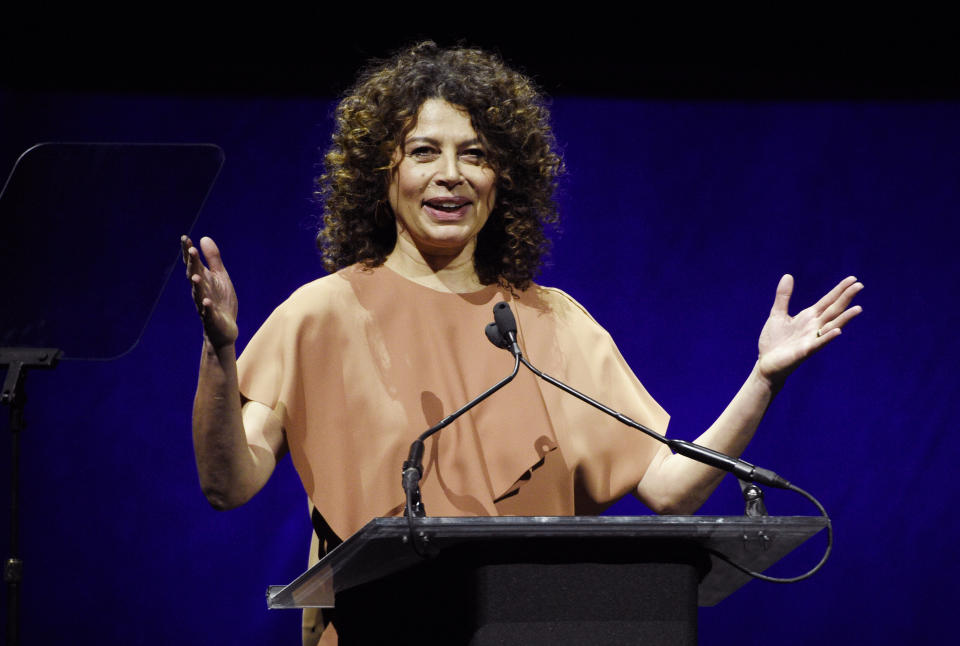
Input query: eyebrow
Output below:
<box><xmin>404</xmin><ymin>136</ymin><xmax>483</xmax><ymax>147</ymax></box>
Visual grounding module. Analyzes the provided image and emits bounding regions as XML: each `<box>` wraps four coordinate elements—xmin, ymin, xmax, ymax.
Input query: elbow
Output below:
<box><xmin>635</xmin><ymin>452</ymin><xmax>718</xmax><ymax>516</ymax></box>
<box><xmin>637</xmin><ymin>487</ymin><xmax>704</xmax><ymax>516</ymax></box>
<box><xmin>196</xmin><ymin>457</ymin><xmax>260</xmax><ymax>511</ymax></box>
<box><xmin>653</xmin><ymin>497</ymin><xmax>702</xmax><ymax>516</ymax></box>
<box><xmin>203</xmin><ymin>491</ymin><xmax>239</xmax><ymax>511</ymax></box>
<box><xmin>200</xmin><ymin>481</ymin><xmax>250</xmax><ymax>511</ymax></box>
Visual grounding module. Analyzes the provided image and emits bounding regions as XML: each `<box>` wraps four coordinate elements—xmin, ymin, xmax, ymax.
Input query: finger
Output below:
<box><xmin>182</xmin><ymin>235</ymin><xmax>201</xmax><ymax>275</ymax></box>
<box><xmin>190</xmin><ymin>273</ymin><xmax>205</xmax><ymax>311</ymax></box>
<box><xmin>819</xmin><ymin>281</ymin><xmax>864</xmax><ymax>322</ymax></box>
<box><xmin>199</xmin><ymin>236</ymin><xmax>227</xmax><ymax>273</ymax></box>
<box><xmin>812</xmin><ymin>276</ymin><xmax>858</xmax><ymax>316</ymax></box>
<box><xmin>183</xmin><ymin>238</ymin><xmax>208</xmax><ymax>279</ymax></box>
<box><xmin>811</xmin><ymin>326</ymin><xmax>842</xmax><ymax>349</ymax></box>
<box><xmin>770</xmin><ymin>274</ymin><xmax>794</xmax><ymax>315</ymax></box>
<box><xmin>819</xmin><ymin>304</ymin><xmax>863</xmax><ymax>335</ymax></box>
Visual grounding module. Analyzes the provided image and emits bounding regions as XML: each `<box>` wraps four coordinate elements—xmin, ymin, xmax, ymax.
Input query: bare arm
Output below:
<box><xmin>636</xmin><ymin>275</ymin><xmax>863</xmax><ymax>515</ymax></box>
<box><xmin>183</xmin><ymin>235</ymin><xmax>286</xmax><ymax>510</ymax></box>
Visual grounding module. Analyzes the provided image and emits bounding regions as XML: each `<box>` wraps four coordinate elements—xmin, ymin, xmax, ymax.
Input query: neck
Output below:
<box><xmin>384</xmin><ymin>237</ymin><xmax>484</xmax><ymax>293</ymax></box>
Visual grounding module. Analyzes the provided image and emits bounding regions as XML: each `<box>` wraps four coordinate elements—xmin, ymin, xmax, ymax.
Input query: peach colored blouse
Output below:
<box><xmin>237</xmin><ymin>264</ymin><xmax>668</xmax><ymax>542</ymax></box>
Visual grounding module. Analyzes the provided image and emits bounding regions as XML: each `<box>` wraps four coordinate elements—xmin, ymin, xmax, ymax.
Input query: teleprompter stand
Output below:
<box><xmin>268</xmin><ymin>515</ymin><xmax>827</xmax><ymax>645</ymax></box>
<box><xmin>1</xmin><ymin>142</ymin><xmax>223</xmax><ymax>646</ymax></box>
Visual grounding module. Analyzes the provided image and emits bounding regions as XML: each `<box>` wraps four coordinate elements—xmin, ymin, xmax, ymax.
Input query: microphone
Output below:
<box><xmin>484</xmin><ymin>301</ymin><xmax>791</xmax><ymax>490</ymax></box>
<box><xmin>401</xmin><ymin>319</ymin><xmax>521</xmax><ymax>519</ymax></box>
<box><xmin>484</xmin><ymin>322</ymin><xmax>509</xmax><ymax>349</ymax></box>
<box><xmin>492</xmin><ymin>302</ymin><xmax>521</xmax><ymax>356</ymax></box>
<box><xmin>401</xmin><ymin>440</ymin><xmax>426</xmax><ymax>518</ymax></box>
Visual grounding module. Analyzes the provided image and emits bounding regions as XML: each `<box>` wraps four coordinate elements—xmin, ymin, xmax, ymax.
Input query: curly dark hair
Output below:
<box><xmin>316</xmin><ymin>41</ymin><xmax>563</xmax><ymax>290</ymax></box>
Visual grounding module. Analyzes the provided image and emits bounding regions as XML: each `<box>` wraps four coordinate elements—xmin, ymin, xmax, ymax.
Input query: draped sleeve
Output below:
<box><xmin>513</xmin><ymin>286</ymin><xmax>669</xmax><ymax>513</ymax></box>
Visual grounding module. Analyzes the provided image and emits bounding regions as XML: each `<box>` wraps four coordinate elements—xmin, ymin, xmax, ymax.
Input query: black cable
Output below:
<box><xmin>515</xmin><ymin>339</ymin><xmax>831</xmax><ymax>584</ymax></box>
<box><xmin>706</xmin><ymin>483</ymin><xmax>832</xmax><ymax>583</ymax></box>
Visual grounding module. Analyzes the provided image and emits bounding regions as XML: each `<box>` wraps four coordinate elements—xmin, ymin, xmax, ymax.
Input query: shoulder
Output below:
<box><xmin>515</xmin><ymin>283</ymin><xmax>609</xmax><ymax>337</ymax></box>
<box><xmin>280</xmin><ymin>267</ymin><xmax>354</xmax><ymax>306</ymax></box>
<box><xmin>243</xmin><ymin>267</ymin><xmax>367</xmax><ymax>347</ymax></box>
<box><xmin>268</xmin><ymin>264</ymin><xmax>377</xmax><ymax>319</ymax></box>
<box><xmin>535</xmin><ymin>285</ymin><xmax>602</xmax><ymax>323</ymax></box>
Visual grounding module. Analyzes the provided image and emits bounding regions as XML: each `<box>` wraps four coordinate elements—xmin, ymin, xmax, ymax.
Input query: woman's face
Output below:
<box><xmin>387</xmin><ymin>98</ymin><xmax>497</xmax><ymax>260</ymax></box>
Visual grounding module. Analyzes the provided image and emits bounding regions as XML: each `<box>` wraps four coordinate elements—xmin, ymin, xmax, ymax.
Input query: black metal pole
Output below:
<box><xmin>1</xmin><ymin>348</ymin><xmax>61</xmax><ymax>646</ymax></box>
<box><xmin>6</xmin><ymin>401</ymin><xmax>23</xmax><ymax>646</ymax></box>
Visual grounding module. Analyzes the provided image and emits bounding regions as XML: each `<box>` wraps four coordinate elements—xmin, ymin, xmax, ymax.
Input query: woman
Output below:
<box><xmin>182</xmin><ymin>42</ymin><xmax>862</xmax><ymax>644</ymax></box>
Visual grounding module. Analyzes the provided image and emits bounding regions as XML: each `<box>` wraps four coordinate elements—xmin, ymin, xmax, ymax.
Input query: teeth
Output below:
<box><xmin>429</xmin><ymin>201</ymin><xmax>464</xmax><ymax>211</ymax></box>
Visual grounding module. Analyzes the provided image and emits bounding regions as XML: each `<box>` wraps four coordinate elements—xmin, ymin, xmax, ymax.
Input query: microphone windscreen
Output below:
<box><xmin>493</xmin><ymin>302</ymin><xmax>517</xmax><ymax>337</ymax></box>
<box><xmin>485</xmin><ymin>322</ymin><xmax>509</xmax><ymax>349</ymax></box>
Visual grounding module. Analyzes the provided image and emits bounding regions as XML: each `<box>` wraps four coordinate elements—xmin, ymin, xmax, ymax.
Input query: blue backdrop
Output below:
<box><xmin>1</xmin><ymin>89</ymin><xmax>957</xmax><ymax>643</ymax></box>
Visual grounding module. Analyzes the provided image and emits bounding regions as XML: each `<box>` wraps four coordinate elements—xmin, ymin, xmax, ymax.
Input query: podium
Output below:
<box><xmin>267</xmin><ymin>515</ymin><xmax>826</xmax><ymax>645</ymax></box>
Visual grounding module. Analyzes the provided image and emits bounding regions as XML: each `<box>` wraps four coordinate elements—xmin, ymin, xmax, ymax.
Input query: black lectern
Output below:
<box><xmin>268</xmin><ymin>515</ymin><xmax>826</xmax><ymax>645</ymax></box>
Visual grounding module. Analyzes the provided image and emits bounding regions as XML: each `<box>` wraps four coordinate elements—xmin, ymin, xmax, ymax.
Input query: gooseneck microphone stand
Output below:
<box><xmin>401</xmin><ymin>357</ymin><xmax>520</xmax><ymax>516</ymax></box>
<box><xmin>485</xmin><ymin>301</ymin><xmax>832</xmax><ymax>583</ymax></box>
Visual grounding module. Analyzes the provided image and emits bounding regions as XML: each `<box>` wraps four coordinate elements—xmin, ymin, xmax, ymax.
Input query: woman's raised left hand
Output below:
<box><xmin>756</xmin><ymin>274</ymin><xmax>863</xmax><ymax>386</ymax></box>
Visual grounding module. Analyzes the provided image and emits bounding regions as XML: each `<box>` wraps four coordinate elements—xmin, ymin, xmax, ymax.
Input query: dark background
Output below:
<box><xmin>2</xmin><ymin>16</ymin><xmax>959</xmax><ymax>645</ymax></box>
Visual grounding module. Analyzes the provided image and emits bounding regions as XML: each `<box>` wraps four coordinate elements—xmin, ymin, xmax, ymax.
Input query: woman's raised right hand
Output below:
<box><xmin>181</xmin><ymin>235</ymin><xmax>239</xmax><ymax>349</ymax></box>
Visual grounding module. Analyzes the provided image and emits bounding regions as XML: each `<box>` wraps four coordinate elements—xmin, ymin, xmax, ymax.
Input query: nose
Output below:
<box><xmin>434</xmin><ymin>152</ymin><xmax>463</xmax><ymax>188</ymax></box>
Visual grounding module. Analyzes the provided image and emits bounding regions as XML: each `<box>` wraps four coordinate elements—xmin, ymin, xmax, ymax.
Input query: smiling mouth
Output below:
<box><xmin>422</xmin><ymin>198</ymin><xmax>472</xmax><ymax>221</ymax></box>
<box><xmin>423</xmin><ymin>198</ymin><xmax>471</xmax><ymax>212</ymax></box>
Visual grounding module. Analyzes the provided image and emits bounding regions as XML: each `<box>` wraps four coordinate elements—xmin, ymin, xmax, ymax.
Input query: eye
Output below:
<box><xmin>407</xmin><ymin>146</ymin><xmax>439</xmax><ymax>160</ymax></box>
<box><xmin>459</xmin><ymin>148</ymin><xmax>486</xmax><ymax>164</ymax></box>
